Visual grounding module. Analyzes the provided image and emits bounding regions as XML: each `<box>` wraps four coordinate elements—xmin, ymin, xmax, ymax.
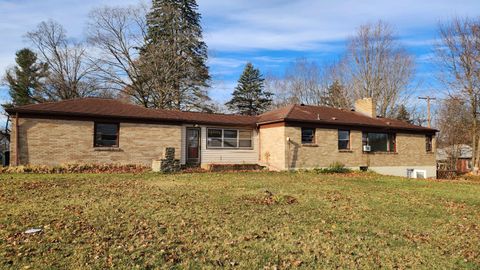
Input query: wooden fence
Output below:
<box><xmin>436</xmin><ymin>170</ymin><xmax>458</xmax><ymax>180</ymax></box>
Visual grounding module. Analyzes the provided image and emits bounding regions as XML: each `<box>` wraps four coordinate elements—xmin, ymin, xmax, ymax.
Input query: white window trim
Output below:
<box><xmin>413</xmin><ymin>169</ymin><xmax>427</xmax><ymax>179</ymax></box>
<box><xmin>338</xmin><ymin>129</ymin><xmax>351</xmax><ymax>150</ymax></box>
<box><xmin>206</xmin><ymin>128</ymin><xmax>253</xmax><ymax>150</ymax></box>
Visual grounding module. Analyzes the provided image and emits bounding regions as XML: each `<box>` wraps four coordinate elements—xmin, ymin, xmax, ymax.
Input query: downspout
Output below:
<box><xmin>15</xmin><ymin>113</ymin><xmax>19</xmax><ymax>166</ymax></box>
<box><xmin>286</xmin><ymin>136</ymin><xmax>290</xmax><ymax>171</ymax></box>
<box><xmin>257</xmin><ymin>126</ymin><xmax>261</xmax><ymax>162</ymax></box>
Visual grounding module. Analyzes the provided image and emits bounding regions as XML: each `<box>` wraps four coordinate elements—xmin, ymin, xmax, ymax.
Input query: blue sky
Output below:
<box><xmin>0</xmin><ymin>0</ymin><xmax>479</xmax><ymax>108</ymax></box>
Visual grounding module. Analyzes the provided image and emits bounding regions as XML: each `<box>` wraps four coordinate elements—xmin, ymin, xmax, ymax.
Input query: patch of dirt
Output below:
<box><xmin>63</xmin><ymin>205</ymin><xmax>84</xmax><ymax>216</ymax></box>
<box><xmin>243</xmin><ymin>190</ymin><xmax>298</xmax><ymax>205</ymax></box>
<box><xmin>21</xmin><ymin>181</ymin><xmax>71</xmax><ymax>190</ymax></box>
<box><xmin>403</xmin><ymin>230</ymin><xmax>431</xmax><ymax>244</ymax></box>
<box><xmin>325</xmin><ymin>191</ymin><xmax>352</xmax><ymax>203</ymax></box>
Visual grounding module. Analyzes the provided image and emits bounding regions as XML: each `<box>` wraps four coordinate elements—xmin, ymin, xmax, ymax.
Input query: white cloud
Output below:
<box><xmin>198</xmin><ymin>0</ymin><xmax>479</xmax><ymax>51</ymax></box>
<box><xmin>208</xmin><ymin>57</ymin><xmax>245</xmax><ymax>69</ymax></box>
<box><xmin>0</xmin><ymin>0</ymin><xmax>141</xmax><ymax>73</ymax></box>
<box><xmin>416</xmin><ymin>52</ymin><xmax>436</xmax><ymax>64</ymax></box>
<box><xmin>0</xmin><ymin>0</ymin><xmax>478</xmax><ymax>103</ymax></box>
<box><xmin>208</xmin><ymin>55</ymin><xmax>295</xmax><ymax>76</ymax></box>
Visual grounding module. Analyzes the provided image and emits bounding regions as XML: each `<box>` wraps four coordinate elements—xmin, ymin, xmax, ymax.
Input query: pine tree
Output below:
<box><xmin>226</xmin><ymin>63</ymin><xmax>273</xmax><ymax>116</ymax></box>
<box><xmin>140</xmin><ymin>0</ymin><xmax>210</xmax><ymax>110</ymax></box>
<box><xmin>324</xmin><ymin>80</ymin><xmax>350</xmax><ymax>108</ymax></box>
<box><xmin>5</xmin><ymin>48</ymin><xmax>47</xmax><ymax>106</ymax></box>
<box><xmin>396</xmin><ymin>104</ymin><xmax>411</xmax><ymax>122</ymax></box>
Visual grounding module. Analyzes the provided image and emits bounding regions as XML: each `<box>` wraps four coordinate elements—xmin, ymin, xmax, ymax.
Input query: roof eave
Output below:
<box><xmin>283</xmin><ymin>118</ymin><xmax>438</xmax><ymax>133</ymax></box>
<box><xmin>256</xmin><ymin>119</ymin><xmax>286</xmax><ymax>126</ymax></box>
<box><xmin>4</xmin><ymin>108</ymin><xmax>16</xmax><ymax>115</ymax></box>
<box><xmin>12</xmin><ymin>110</ymin><xmax>257</xmax><ymax>127</ymax></box>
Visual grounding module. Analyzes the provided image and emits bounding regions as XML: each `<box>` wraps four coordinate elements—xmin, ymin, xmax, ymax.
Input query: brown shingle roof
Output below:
<box><xmin>257</xmin><ymin>104</ymin><xmax>436</xmax><ymax>133</ymax></box>
<box><xmin>5</xmin><ymin>98</ymin><xmax>257</xmax><ymax>127</ymax></box>
<box><xmin>6</xmin><ymin>98</ymin><xmax>436</xmax><ymax>133</ymax></box>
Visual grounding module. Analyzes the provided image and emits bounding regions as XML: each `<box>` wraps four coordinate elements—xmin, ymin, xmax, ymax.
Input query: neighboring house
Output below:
<box><xmin>6</xmin><ymin>97</ymin><xmax>437</xmax><ymax>178</ymax></box>
<box><xmin>437</xmin><ymin>144</ymin><xmax>472</xmax><ymax>173</ymax></box>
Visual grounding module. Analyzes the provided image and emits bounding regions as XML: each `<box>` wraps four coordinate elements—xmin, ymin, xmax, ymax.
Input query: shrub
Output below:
<box><xmin>314</xmin><ymin>162</ymin><xmax>352</xmax><ymax>174</ymax></box>
<box><xmin>0</xmin><ymin>163</ymin><xmax>150</xmax><ymax>174</ymax></box>
<box><xmin>208</xmin><ymin>164</ymin><xmax>266</xmax><ymax>172</ymax></box>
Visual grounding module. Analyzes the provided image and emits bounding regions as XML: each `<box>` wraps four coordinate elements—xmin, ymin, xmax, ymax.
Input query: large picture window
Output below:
<box><xmin>94</xmin><ymin>122</ymin><xmax>119</xmax><ymax>147</ymax></box>
<box><xmin>207</xmin><ymin>128</ymin><xmax>253</xmax><ymax>149</ymax></box>
<box><xmin>338</xmin><ymin>130</ymin><xmax>350</xmax><ymax>150</ymax></box>
<box><xmin>362</xmin><ymin>132</ymin><xmax>396</xmax><ymax>152</ymax></box>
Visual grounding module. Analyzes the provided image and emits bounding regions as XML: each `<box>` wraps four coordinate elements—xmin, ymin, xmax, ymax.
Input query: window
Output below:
<box><xmin>207</xmin><ymin>128</ymin><xmax>253</xmax><ymax>149</ymax></box>
<box><xmin>407</xmin><ymin>168</ymin><xmax>414</xmax><ymax>178</ymax></box>
<box><xmin>239</xmin><ymin>130</ymin><xmax>253</xmax><ymax>148</ymax></box>
<box><xmin>414</xmin><ymin>170</ymin><xmax>426</xmax><ymax>179</ymax></box>
<box><xmin>426</xmin><ymin>135</ymin><xmax>433</xmax><ymax>152</ymax></box>
<box><xmin>362</xmin><ymin>132</ymin><xmax>396</xmax><ymax>152</ymax></box>
<box><xmin>338</xmin><ymin>130</ymin><xmax>350</xmax><ymax>150</ymax></box>
<box><xmin>94</xmin><ymin>123</ymin><xmax>119</xmax><ymax>147</ymax></box>
<box><xmin>301</xmin><ymin>128</ymin><xmax>315</xmax><ymax>144</ymax></box>
<box><xmin>223</xmin><ymin>129</ymin><xmax>238</xmax><ymax>148</ymax></box>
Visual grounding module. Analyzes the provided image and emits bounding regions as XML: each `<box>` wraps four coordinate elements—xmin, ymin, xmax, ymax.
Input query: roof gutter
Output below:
<box><xmin>8</xmin><ymin>108</ymin><xmax>435</xmax><ymax>133</ymax></box>
<box><xmin>10</xmin><ymin>110</ymin><xmax>257</xmax><ymax>128</ymax></box>
<box><xmin>287</xmin><ymin>119</ymin><xmax>438</xmax><ymax>133</ymax></box>
<box><xmin>256</xmin><ymin>119</ymin><xmax>286</xmax><ymax>126</ymax></box>
<box><xmin>258</xmin><ymin>118</ymin><xmax>437</xmax><ymax>133</ymax></box>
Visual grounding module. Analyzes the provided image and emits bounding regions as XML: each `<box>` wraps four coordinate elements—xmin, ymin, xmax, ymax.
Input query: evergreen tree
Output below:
<box><xmin>140</xmin><ymin>0</ymin><xmax>210</xmax><ymax>110</ymax></box>
<box><xmin>226</xmin><ymin>63</ymin><xmax>273</xmax><ymax>116</ymax></box>
<box><xmin>324</xmin><ymin>80</ymin><xmax>350</xmax><ymax>108</ymax></box>
<box><xmin>5</xmin><ymin>48</ymin><xmax>47</xmax><ymax>106</ymax></box>
<box><xmin>396</xmin><ymin>104</ymin><xmax>411</xmax><ymax>122</ymax></box>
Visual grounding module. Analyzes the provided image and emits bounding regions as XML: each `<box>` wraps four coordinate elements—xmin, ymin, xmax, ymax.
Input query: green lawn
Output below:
<box><xmin>1</xmin><ymin>172</ymin><xmax>480</xmax><ymax>269</ymax></box>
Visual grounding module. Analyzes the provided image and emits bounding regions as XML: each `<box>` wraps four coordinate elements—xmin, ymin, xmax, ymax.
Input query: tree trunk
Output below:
<box><xmin>472</xmin><ymin>101</ymin><xmax>478</xmax><ymax>173</ymax></box>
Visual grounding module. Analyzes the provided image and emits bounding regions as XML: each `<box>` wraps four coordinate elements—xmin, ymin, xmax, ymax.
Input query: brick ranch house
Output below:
<box><xmin>6</xmin><ymin>97</ymin><xmax>437</xmax><ymax>178</ymax></box>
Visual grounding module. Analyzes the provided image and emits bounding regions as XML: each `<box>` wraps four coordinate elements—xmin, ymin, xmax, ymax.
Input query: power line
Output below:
<box><xmin>418</xmin><ymin>96</ymin><xmax>437</xmax><ymax>128</ymax></box>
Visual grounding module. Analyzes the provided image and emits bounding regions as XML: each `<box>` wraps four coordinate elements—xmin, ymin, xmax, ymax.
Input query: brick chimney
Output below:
<box><xmin>354</xmin><ymin>98</ymin><xmax>376</xmax><ymax>118</ymax></box>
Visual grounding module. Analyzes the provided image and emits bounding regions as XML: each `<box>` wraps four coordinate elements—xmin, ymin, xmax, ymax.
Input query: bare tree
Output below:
<box><xmin>87</xmin><ymin>4</ymin><xmax>152</xmax><ymax>107</ymax></box>
<box><xmin>87</xmin><ymin>3</ymin><xmax>214</xmax><ymax>111</ymax></box>
<box><xmin>284</xmin><ymin>58</ymin><xmax>326</xmax><ymax>105</ymax></box>
<box><xmin>324</xmin><ymin>80</ymin><xmax>350</xmax><ymax>109</ymax></box>
<box><xmin>346</xmin><ymin>21</ymin><xmax>415</xmax><ymax>117</ymax></box>
<box><xmin>435</xmin><ymin>17</ymin><xmax>480</xmax><ymax>170</ymax></box>
<box><xmin>407</xmin><ymin>102</ymin><xmax>427</xmax><ymax>126</ymax></box>
<box><xmin>436</xmin><ymin>97</ymin><xmax>471</xmax><ymax>169</ymax></box>
<box><xmin>264</xmin><ymin>75</ymin><xmax>288</xmax><ymax>108</ymax></box>
<box><xmin>266</xmin><ymin>58</ymin><xmax>354</xmax><ymax>109</ymax></box>
<box><xmin>26</xmin><ymin>20</ymin><xmax>104</xmax><ymax>100</ymax></box>
<box><xmin>323</xmin><ymin>60</ymin><xmax>354</xmax><ymax>109</ymax></box>
<box><xmin>436</xmin><ymin>97</ymin><xmax>471</xmax><ymax>147</ymax></box>
<box><xmin>267</xmin><ymin>58</ymin><xmax>330</xmax><ymax>107</ymax></box>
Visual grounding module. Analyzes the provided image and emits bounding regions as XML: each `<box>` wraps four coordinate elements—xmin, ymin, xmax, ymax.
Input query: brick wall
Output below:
<box><xmin>259</xmin><ymin>123</ymin><xmax>287</xmax><ymax>170</ymax></box>
<box><xmin>11</xmin><ymin>117</ymin><xmax>181</xmax><ymax>166</ymax></box>
<box><xmin>10</xmin><ymin>116</ymin><xmax>436</xmax><ymax>174</ymax></box>
<box><xmin>259</xmin><ymin>124</ymin><xmax>436</xmax><ymax>172</ymax></box>
<box><xmin>354</xmin><ymin>98</ymin><xmax>376</xmax><ymax>117</ymax></box>
<box><xmin>284</xmin><ymin>127</ymin><xmax>436</xmax><ymax>169</ymax></box>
